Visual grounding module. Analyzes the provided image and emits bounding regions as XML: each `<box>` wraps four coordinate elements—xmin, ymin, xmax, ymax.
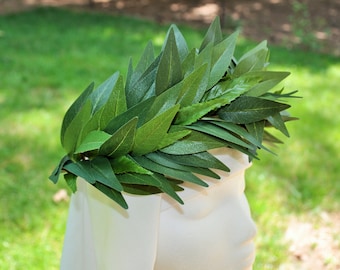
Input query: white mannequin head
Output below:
<box><xmin>155</xmin><ymin>148</ymin><xmax>257</xmax><ymax>270</ymax></box>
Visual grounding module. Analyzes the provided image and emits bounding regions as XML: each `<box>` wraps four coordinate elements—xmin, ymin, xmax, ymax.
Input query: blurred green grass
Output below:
<box><xmin>0</xmin><ymin>7</ymin><xmax>339</xmax><ymax>269</ymax></box>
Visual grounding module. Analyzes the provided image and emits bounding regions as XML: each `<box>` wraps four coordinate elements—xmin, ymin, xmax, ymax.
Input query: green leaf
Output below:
<box><xmin>267</xmin><ymin>112</ymin><xmax>290</xmax><ymax>137</ymax></box>
<box><xmin>210</xmin><ymin>120</ymin><xmax>264</xmax><ymax>150</ymax></box>
<box><xmin>233</xmin><ymin>41</ymin><xmax>269</xmax><ymax>76</ymax></box>
<box><xmin>177</xmin><ymin>63</ymin><xmax>209</xmax><ymax>106</ymax></box>
<box><xmin>246</xmin><ymin>120</ymin><xmax>265</xmax><ymax>144</ymax></box>
<box><xmin>75</xmin><ymin>130</ymin><xmax>111</xmax><ymax>154</ymax></box>
<box><xmin>146</xmin><ymin>152</ymin><xmax>220</xmax><ymax>179</ymax></box>
<box><xmin>104</xmin><ymin>97</ymin><xmax>155</xmax><ymax>134</ymax></box>
<box><xmin>208</xmin><ymin>31</ymin><xmax>238</xmax><ymax>89</ymax></box>
<box><xmin>64</xmin><ymin>173</ymin><xmax>77</xmax><ymax>193</ymax></box>
<box><xmin>100</xmin><ymin>74</ymin><xmax>127</xmax><ymax>128</ymax></box>
<box><xmin>157</xmin><ymin>129</ymin><xmax>191</xmax><ymax>150</ymax></box>
<box><xmin>218</xmin><ymin>96</ymin><xmax>291</xmax><ymax>124</ymax></box>
<box><xmin>156</xmin><ymin>28</ymin><xmax>183</xmax><ymax>95</ymax></box>
<box><xmin>160</xmin><ymin>130</ymin><xmax>225</xmax><ymax>155</ymax></box>
<box><xmin>245</xmin><ymin>71</ymin><xmax>290</xmax><ymax>97</ymax></box>
<box><xmin>110</xmin><ymin>156</ymin><xmax>152</xmax><ymax>175</ymax></box>
<box><xmin>126</xmin><ymin>56</ymin><xmax>160</xmax><ymax>107</ymax></box>
<box><xmin>158</xmin><ymin>151</ymin><xmax>230</xmax><ymax>171</ymax></box>
<box><xmin>188</xmin><ymin>121</ymin><xmax>252</xmax><ymax>149</ymax></box>
<box><xmin>133</xmin><ymin>155</ymin><xmax>208</xmax><ymax>187</ymax></box>
<box><xmin>153</xmin><ymin>173</ymin><xmax>184</xmax><ymax>204</ymax></box>
<box><xmin>90</xmin><ymin>157</ymin><xmax>123</xmax><ymax>191</ymax></box>
<box><xmin>61</xmin><ymin>82</ymin><xmax>94</xmax><ymax>143</ymax></box>
<box><xmin>89</xmin><ymin>72</ymin><xmax>120</xmax><ymax>114</ymax></box>
<box><xmin>64</xmin><ymin>160</ymin><xmax>96</xmax><ymax>184</ymax></box>
<box><xmin>162</xmin><ymin>24</ymin><xmax>189</xmax><ymax>62</ymax></box>
<box><xmin>127</xmin><ymin>41</ymin><xmax>155</xmax><ymax>90</ymax></box>
<box><xmin>49</xmin><ymin>155</ymin><xmax>71</xmax><ymax>184</ymax></box>
<box><xmin>199</xmin><ymin>16</ymin><xmax>223</xmax><ymax>51</ymax></box>
<box><xmin>62</xmin><ymin>100</ymin><xmax>92</xmax><ymax>154</ymax></box>
<box><xmin>132</xmin><ymin>105</ymin><xmax>180</xmax><ymax>155</ymax></box>
<box><xmin>99</xmin><ymin>117</ymin><xmax>138</xmax><ymax>157</ymax></box>
<box><xmin>175</xmin><ymin>96</ymin><xmax>232</xmax><ymax>126</ymax></box>
<box><xmin>95</xmin><ymin>182</ymin><xmax>128</xmax><ymax>209</ymax></box>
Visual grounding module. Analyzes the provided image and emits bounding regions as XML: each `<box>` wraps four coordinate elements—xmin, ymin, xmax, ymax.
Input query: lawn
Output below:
<box><xmin>0</xmin><ymin>7</ymin><xmax>339</xmax><ymax>269</ymax></box>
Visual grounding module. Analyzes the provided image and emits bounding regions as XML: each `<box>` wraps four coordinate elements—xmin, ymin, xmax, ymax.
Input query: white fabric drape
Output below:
<box><xmin>60</xmin><ymin>149</ymin><xmax>255</xmax><ymax>270</ymax></box>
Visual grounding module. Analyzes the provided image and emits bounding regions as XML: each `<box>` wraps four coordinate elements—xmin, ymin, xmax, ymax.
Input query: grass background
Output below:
<box><xmin>0</xmin><ymin>7</ymin><xmax>339</xmax><ymax>269</ymax></box>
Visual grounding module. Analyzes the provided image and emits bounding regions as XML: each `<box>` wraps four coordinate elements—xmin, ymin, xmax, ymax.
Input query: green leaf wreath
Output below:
<box><xmin>50</xmin><ymin>18</ymin><xmax>298</xmax><ymax>209</ymax></box>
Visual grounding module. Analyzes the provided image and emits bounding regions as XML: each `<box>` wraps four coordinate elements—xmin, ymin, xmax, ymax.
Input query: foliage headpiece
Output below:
<box><xmin>50</xmin><ymin>18</ymin><xmax>298</xmax><ymax>209</ymax></box>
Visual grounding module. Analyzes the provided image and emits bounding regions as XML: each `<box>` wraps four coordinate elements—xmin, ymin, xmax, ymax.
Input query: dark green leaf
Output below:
<box><xmin>64</xmin><ymin>173</ymin><xmax>77</xmax><ymax>193</ymax></box>
<box><xmin>95</xmin><ymin>182</ymin><xmax>128</xmax><ymax>209</ymax></box>
<box><xmin>218</xmin><ymin>96</ymin><xmax>290</xmax><ymax>124</ymax></box>
<box><xmin>133</xmin><ymin>155</ymin><xmax>208</xmax><ymax>187</ymax></box>
<box><xmin>159</xmin><ymin>151</ymin><xmax>230</xmax><ymax>171</ymax></box>
<box><xmin>61</xmin><ymin>82</ymin><xmax>94</xmax><ymax>143</ymax></box>
<box><xmin>49</xmin><ymin>155</ymin><xmax>71</xmax><ymax>183</ymax></box>
<box><xmin>267</xmin><ymin>113</ymin><xmax>290</xmax><ymax>137</ymax></box>
<box><xmin>188</xmin><ymin>121</ymin><xmax>252</xmax><ymax>149</ymax></box>
<box><xmin>90</xmin><ymin>157</ymin><xmax>123</xmax><ymax>191</ymax></box>
<box><xmin>160</xmin><ymin>130</ymin><xmax>225</xmax><ymax>155</ymax></box>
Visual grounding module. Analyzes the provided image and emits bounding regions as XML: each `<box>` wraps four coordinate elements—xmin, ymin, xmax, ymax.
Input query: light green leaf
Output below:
<box><xmin>75</xmin><ymin>130</ymin><xmax>111</xmax><ymax>154</ymax></box>
<box><xmin>218</xmin><ymin>96</ymin><xmax>291</xmax><ymax>124</ymax></box>
<box><xmin>99</xmin><ymin>117</ymin><xmax>138</xmax><ymax>157</ymax></box>
<box><xmin>175</xmin><ymin>95</ymin><xmax>232</xmax><ymax>126</ymax></box>
<box><xmin>132</xmin><ymin>105</ymin><xmax>180</xmax><ymax>155</ymax></box>
<box><xmin>110</xmin><ymin>156</ymin><xmax>152</xmax><ymax>175</ymax></box>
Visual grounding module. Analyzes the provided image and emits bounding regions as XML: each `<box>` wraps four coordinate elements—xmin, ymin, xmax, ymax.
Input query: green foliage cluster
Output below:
<box><xmin>50</xmin><ymin>17</ymin><xmax>297</xmax><ymax>209</ymax></box>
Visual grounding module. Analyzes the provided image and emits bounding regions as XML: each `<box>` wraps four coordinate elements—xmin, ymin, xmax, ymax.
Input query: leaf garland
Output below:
<box><xmin>50</xmin><ymin>17</ymin><xmax>299</xmax><ymax>209</ymax></box>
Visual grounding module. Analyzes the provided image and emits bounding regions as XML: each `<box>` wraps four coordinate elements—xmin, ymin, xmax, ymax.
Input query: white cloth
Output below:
<box><xmin>60</xmin><ymin>149</ymin><xmax>256</xmax><ymax>270</ymax></box>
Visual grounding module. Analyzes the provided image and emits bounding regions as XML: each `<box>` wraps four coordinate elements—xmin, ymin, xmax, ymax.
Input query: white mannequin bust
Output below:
<box><xmin>60</xmin><ymin>148</ymin><xmax>256</xmax><ymax>270</ymax></box>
